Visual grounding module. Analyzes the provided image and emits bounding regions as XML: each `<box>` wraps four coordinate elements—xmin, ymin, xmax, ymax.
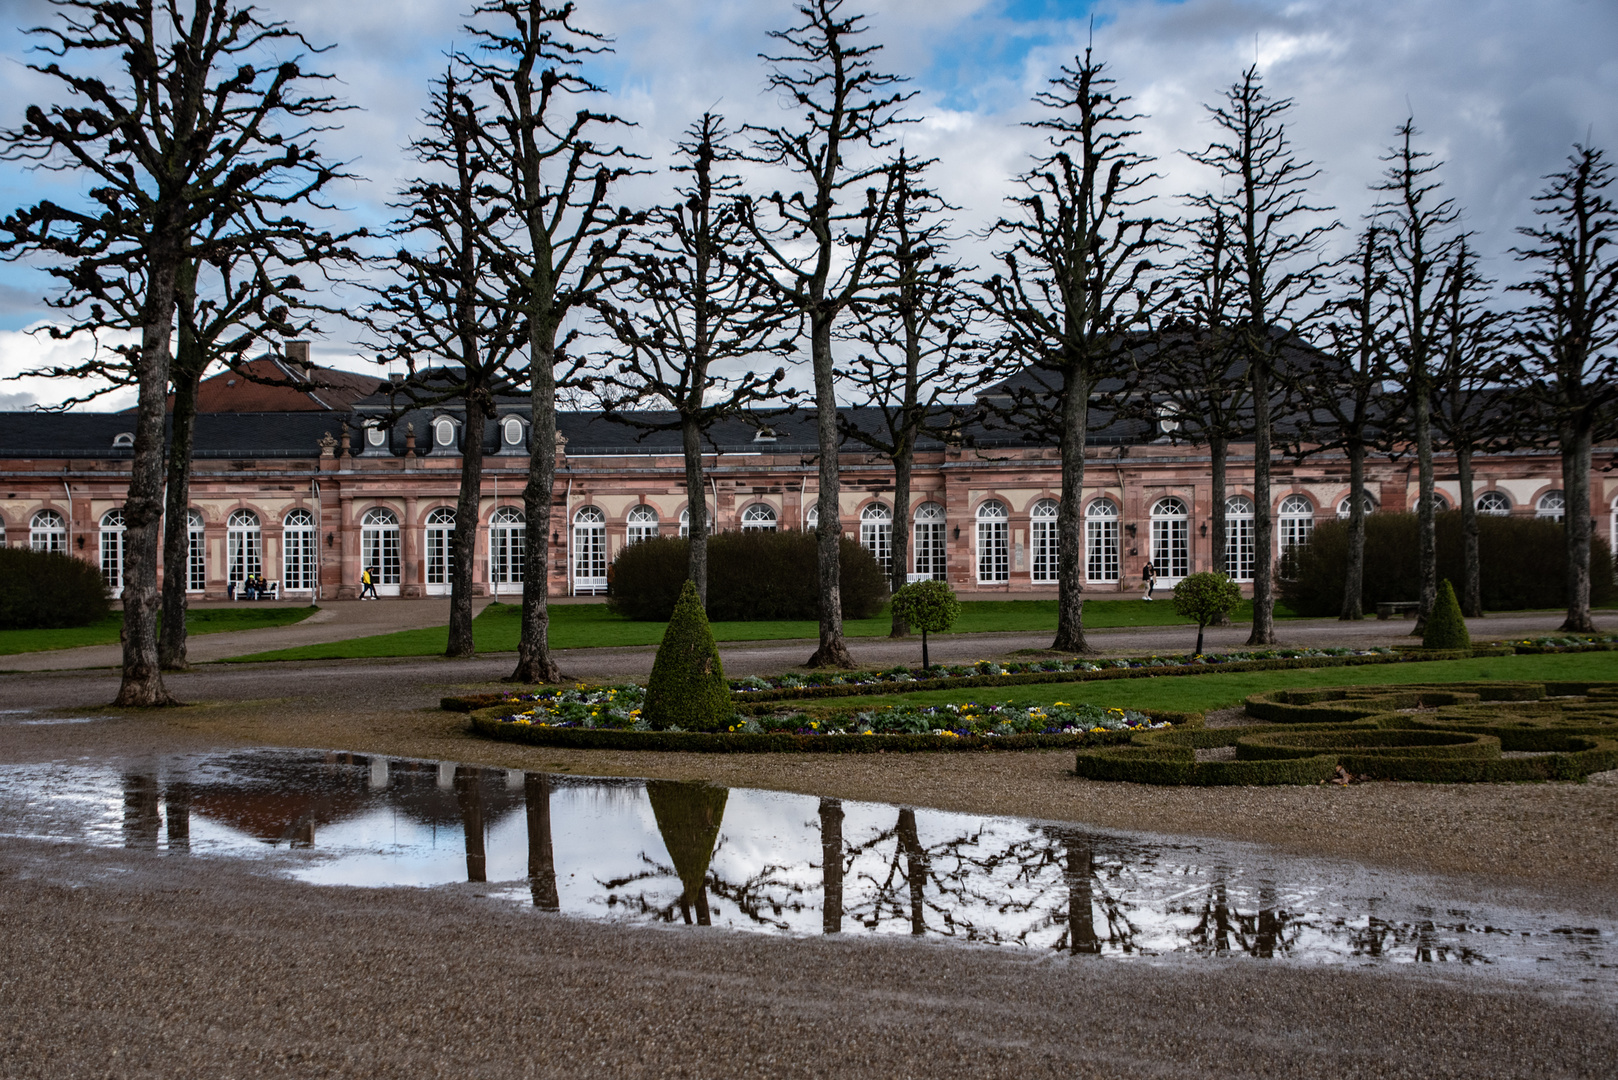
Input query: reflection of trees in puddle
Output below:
<box><xmin>598</xmin><ymin>781</ymin><xmax>737</xmax><ymax>927</ymax></box>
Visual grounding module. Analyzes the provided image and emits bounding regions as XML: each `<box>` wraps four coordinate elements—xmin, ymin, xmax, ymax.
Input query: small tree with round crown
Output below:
<box><xmin>889</xmin><ymin>580</ymin><xmax>961</xmax><ymax>670</ymax></box>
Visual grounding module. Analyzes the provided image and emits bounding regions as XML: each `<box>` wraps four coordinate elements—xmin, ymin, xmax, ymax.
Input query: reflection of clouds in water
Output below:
<box><xmin>0</xmin><ymin>750</ymin><xmax>1612</xmax><ymax>996</ymax></box>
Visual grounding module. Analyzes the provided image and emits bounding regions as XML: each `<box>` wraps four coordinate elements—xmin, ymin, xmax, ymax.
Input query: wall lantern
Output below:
<box><xmin>1200</xmin><ymin>522</ymin><xmax>1208</xmax><ymax>538</ymax></box>
<box><xmin>75</xmin><ymin>534</ymin><xmax>85</xmax><ymax>549</ymax></box>
<box><xmin>1124</xmin><ymin>522</ymin><xmax>1137</xmax><ymax>539</ymax></box>
<box><xmin>325</xmin><ymin>532</ymin><xmax>334</xmax><ymax>547</ymax></box>
<box><xmin>952</xmin><ymin>526</ymin><xmax>960</xmax><ymax>540</ymax></box>
<box><xmin>552</xmin><ymin>531</ymin><xmax>560</xmax><ymax>544</ymax></box>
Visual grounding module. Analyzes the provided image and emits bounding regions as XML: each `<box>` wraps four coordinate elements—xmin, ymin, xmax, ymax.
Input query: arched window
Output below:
<box><xmin>99</xmin><ymin>509</ymin><xmax>125</xmax><ymax>593</ymax></box>
<box><xmin>501</xmin><ymin>416</ymin><xmax>525</xmax><ymax>450</ymax></box>
<box><xmin>976</xmin><ymin>500</ymin><xmax>1009</xmax><ymax>583</ymax></box>
<box><xmin>489</xmin><ymin>507</ymin><xmax>525</xmax><ymax>592</ymax></box>
<box><xmin>227</xmin><ymin>509</ymin><xmax>262</xmax><ymax>586</ymax></box>
<box><xmin>364</xmin><ymin>424</ymin><xmax>387</xmax><ymax>449</ymax></box>
<box><xmin>432</xmin><ymin>417</ymin><xmax>457</xmax><ymax>450</ymax></box>
<box><xmin>1225</xmin><ymin>496</ymin><xmax>1255</xmax><ymax>582</ymax></box>
<box><xmin>111</xmin><ymin>432</ymin><xmax>134</xmax><ymax>449</ymax></box>
<box><xmin>627</xmin><ymin>505</ymin><xmax>659</xmax><ymax>545</ymax></box>
<box><xmin>678</xmin><ymin>504</ymin><xmax>712</xmax><ymax>539</ymax></box>
<box><xmin>282</xmin><ymin>509</ymin><xmax>316</xmax><ymax>593</ymax></box>
<box><xmin>860</xmin><ymin>503</ymin><xmax>892</xmax><ymax>576</ymax></box>
<box><xmin>573</xmin><ymin>506</ymin><xmax>607</xmax><ymax>592</ymax></box>
<box><xmin>1476</xmin><ymin>490</ymin><xmax>1511</xmax><ymax>516</ymax></box>
<box><xmin>740</xmin><ymin>503</ymin><xmax>778</xmax><ymax>532</ymax></box>
<box><xmin>913</xmin><ymin>502</ymin><xmax>947</xmax><ymax>581</ymax></box>
<box><xmin>1536</xmin><ymin>490</ymin><xmax>1565</xmax><ymax>523</ymax></box>
<box><xmin>1029</xmin><ymin>498</ymin><xmax>1059</xmax><ymax>583</ymax></box>
<box><xmin>1085</xmin><ymin>499</ymin><xmax>1119</xmax><ymax>583</ymax></box>
<box><xmin>425</xmin><ymin>507</ymin><xmax>456</xmax><ymax>591</ymax></box>
<box><xmin>30</xmin><ymin>509</ymin><xmax>66</xmax><ymax>553</ymax></box>
<box><xmin>805</xmin><ymin>505</ymin><xmax>819</xmax><ymax>529</ymax></box>
<box><xmin>1278</xmin><ymin>494</ymin><xmax>1315</xmax><ymax>554</ymax></box>
<box><xmin>361</xmin><ymin>507</ymin><xmax>401</xmax><ymax>589</ymax></box>
<box><xmin>1337</xmin><ymin>492</ymin><xmax>1377</xmax><ymax>518</ymax></box>
<box><xmin>1150</xmin><ymin>497</ymin><xmax>1189</xmax><ymax>581</ymax></box>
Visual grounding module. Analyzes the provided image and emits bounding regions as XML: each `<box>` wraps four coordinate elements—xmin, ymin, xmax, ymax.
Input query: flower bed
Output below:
<box><xmin>1503</xmin><ymin>634</ymin><xmax>1618</xmax><ymax>655</ymax></box>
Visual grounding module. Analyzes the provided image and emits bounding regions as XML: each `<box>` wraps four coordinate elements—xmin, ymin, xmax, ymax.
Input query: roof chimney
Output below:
<box><xmin>285</xmin><ymin>340</ymin><xmax>311</xmax><ymax>369</ymax></box>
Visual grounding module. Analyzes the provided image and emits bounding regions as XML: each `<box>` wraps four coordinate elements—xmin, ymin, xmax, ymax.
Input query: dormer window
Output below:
<box><xmin>433</xmin><ymin>417</ymin><xmax>457</xmax><ymax>449</ymax></box>
<box><xmin>365</xmin><ymin>424</ymin><xmax>387</xmax><ymax>448</ymax></box>
<box><xmin>112</xmin><ymin>432</ymin><xmax>134</xmax><ymax>448</ymax></box>
<box><xmin>502</xmin><ymin>416</ymin><xmax>525</xmax><ymax>447</ymax></box>
<box><xmin>753</xmin><ymin>426</ymin><xmax>778</xmax><ymax>443</ymax></box>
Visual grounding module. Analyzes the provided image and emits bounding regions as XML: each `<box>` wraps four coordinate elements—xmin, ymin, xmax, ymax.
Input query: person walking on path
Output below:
<box><xmin>360</xmin><ymin>567</ymin><xmax>378</xmax><ymax>600</ymax></box>
<box><xmin>1142</xmin><ymin>561</ymin><xmax>1158</xmax><ymax>601</ymax></box>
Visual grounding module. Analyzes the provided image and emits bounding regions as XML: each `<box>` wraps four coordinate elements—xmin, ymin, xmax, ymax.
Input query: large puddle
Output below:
<box><xmin>0</xmin><ymin>749</ymin><xmax>1612</xmax><ymax>991</ymax></box>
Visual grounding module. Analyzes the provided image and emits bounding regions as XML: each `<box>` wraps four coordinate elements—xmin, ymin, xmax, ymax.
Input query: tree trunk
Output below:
<box><xmin>1412</xmin><ymin>381</ymin><xmax>1437</xmax><ymax>636</ymax></box>
<box><xmin>115</xmin><ymin>250</ymin><xmax>181</xmax><ymax>707</ymax></box>
<box><xmin>1246</xmin><ymin>358</ymin><xmax>1275</xmax><ymax>646</ymax></box>
<box><xmin>1209</xmin><ymin>434</ymin><xmax>1229</xmax><ymax>624</ymax></box>
<box><xmin>454</xmin><ymin>766</ymin><xmax>487</xmax><ymax>884</ymax></box>
<box><xmin>159</xmin><ymin>366</ymin><xmax>201</xmax><ymax>671</ymax></box>
<box><xmin>895</xmin><ymin>808</ymin><xmax>927</xmax><ymax>935</ymax></box>
<box><xmin>1060</xmin><ymin>829</ymin><xmax>1099</xmax><ymax>954</ymax></box>
<box><xmin>819</xmin><ymin>796</ymin><xmax>844</xmax><ymax>934</ymax></box>
<box><xmin>510</xmin><ymin>325</ymin><xmax>562</xmax><ymax>684</ymax></box>
<box><xmin>1051</xmin><ymin>367</ymin><xmax>1091</xmax><ymax>653</ymax></box>
<box><xmin>1560</xmin><ymin>422</ymin><xmax>1596</xmax><ymax>632</ymax></box>
<box><xmin>681</xmin><ymin>413</ymin><xmax>709</xmax><ymax>607</ymax></box>
<box><xmin>1456</xmin><ymin>444</ymin><xmax>1482</xmax><ymax>618</ymax></box>
<box><xmin>447</xmin><ymin>393</ymin><xmax>487</xmax><ymax>658</ymax></box>
<box><xmin>1341</xmin><ymin>442</ymin><xmax>1367</xmax><ymax>620</ymax></box>
<box><xmin>806</xmin><ymin>312</ymin><xmax>852</xmax><ymax>668</ymax></box>
<box><xmin>525</xmin><ymin>772</ymin><xmax>560</xmax><ymax>911</ymax></box>
<box><xmin>888</xmin><ymin>445</ymin><xmax>912</xmax><ymax>637</ymax></box>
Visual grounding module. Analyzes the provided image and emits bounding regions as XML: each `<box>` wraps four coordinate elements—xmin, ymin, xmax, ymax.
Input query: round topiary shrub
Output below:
<box><xmin>889</xmin><ymin>579</ymin><xmax>960</xmax><ymax>669</ymax></box>
<box><xmin>642</xmin><ymin>579</ymin><xmax>734</xmax><ymax>731</ymax></box>
<box><xmin>607</xmin><ymin>530</ymin><xmax>888</xmax><ymax>622</ymax></box>
<box><xmin>1171</xmin><ymin>571</ymin><xmax>1243</xmax><ymax>655</ymax></box>
<box><xmin>1423</xmin><ymin>579</ymin><xmax>1471</xmax><ymax>650</ymax></box>
<box><xmin>0</xmin><ymin>546</ymin><xmax>110</xmax><ymax>629</ymax></box>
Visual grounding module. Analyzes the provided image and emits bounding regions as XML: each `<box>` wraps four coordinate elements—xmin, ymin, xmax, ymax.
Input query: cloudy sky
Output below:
<box><xmin>0</xmin><ymin>0</ymin><xmax>1613</xmax><ymax>410</ymax></box>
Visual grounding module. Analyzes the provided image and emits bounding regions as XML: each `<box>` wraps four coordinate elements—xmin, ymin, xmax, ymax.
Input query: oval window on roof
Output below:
<box><xmin>365</xmin><ymin>424</ymin><xmax>386</xmax><ymax>447</ymax></box>
<box><xmin>433</xmin><ymin>418</ymin><xmax>456</xmax><ymax>448</ymax></box>
<box><xmin>112</xmin><ymin>432</ymin><xmax>134</xmax><ymax>448</ymax></box>
<box><xmin>503</xmin><ymin>417</ymin><xmax>524</xmax><ymax>446</ymax></box>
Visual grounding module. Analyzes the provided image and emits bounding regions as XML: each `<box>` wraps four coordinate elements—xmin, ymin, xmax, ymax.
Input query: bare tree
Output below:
<box><xmin>466</xmin><ymin>1</ymin><xmax>641</xmax><ymax>683</ymax></box>
<box><xmin>1183</xmin><ymin>66</ymin><xmax>1338</xmax><ymax>646</ymax></box>
<box><xmin>739</xmin><ymin>0</ymin><xmax>909</xmax><ymax>668</ymax></box>
<box><xmin>1432</xmin><ymin>238</ymin><xmax>1509</xmax><ymax>618</ymax></box>
<box><xmin>0</xmin><ymin>0</ymin><xmax>348</xmax><ymax>705</ymax></box>
<box><xmin>373</xmin><ymin>68</ymin><xmax>526</xmax><ymax>658</ymax></box>
<box><xmin>983</xmin><ymin>48</ymin><xmax>1170</xmax><ymax>654</ymax></box>
<box><xmin>1509</xmin><ymin>144</ymin><xmax>1618</xmax><ymax>633</ymax></box>
<box><xmin>840</xmin><ymin>150</ymin><xmax>987</xmax><ymax>635</ymax></box>
<box><xmin>1304</xmin><ymin>225</ymin><xmax>1401</xmax><ymax>620</ymax></box>
<box><xmin>1374</xmin><ymin>119</ymin><xmax>1461</xmax><ymax>634</ymax></box>
<box><xmin>591</xmin><ymin>114</ymin><xmax>795</xmax><ymax>607</ymax></box>
<box><xmin>1151</xmin><ymin>208</ymin><xmax>1251</xmax><ymax>605</ymax></box>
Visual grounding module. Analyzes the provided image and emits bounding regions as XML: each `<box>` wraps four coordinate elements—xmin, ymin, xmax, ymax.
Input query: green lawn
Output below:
<box><xmin>771</xmin><ymin>652</ymin><xmax>1618</xmax><ymax>715</ymax></box>
<box><xmin>226</xmin><ymin>598</ymin><xmax>1294</xmax><ymax>663</ymax></box>
<box><xmin>0</xmin><ymin>605</ymin><xmax>319</xmax><ymax>656</ymax></box>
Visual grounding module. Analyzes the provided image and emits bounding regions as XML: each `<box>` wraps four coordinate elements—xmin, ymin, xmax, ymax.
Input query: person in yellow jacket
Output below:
<box><xmin>360</xmin><ymin>566</ymin><xmax>378</xmax><ymax>600</ymax></box>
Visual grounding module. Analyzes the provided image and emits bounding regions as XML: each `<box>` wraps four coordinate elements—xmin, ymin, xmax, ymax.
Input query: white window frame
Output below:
<box><xmin>1278</xmin><ymin>494</ymin><xmax>1315</xmax><ymax>556</ymax></box>
<box><xmin>501</xmin><ymin>416</ymin><xmax>525</xmax><ymax>450</ymax></box>
<box><xmin>361</xmin><ymin>507</ymin><xmax>401</xmax><ymax>592</ymax></box>
<box><xmin>100</xmin><ymin>509</ymin><xmax>125</xmax><ymax>595</ymax></box>
<box><xmin>1476</xmin><ymin>490</ymin><xmax>1511</xmax><ymax>516</ymax></box>
<box><xmin>282</xmin><ymin>509</ymin><xmax>316</xmax><ymax>593</ymax></box>
<box><xmin>1150</xmin><ymin>497</ymin><xmax>1190</xmax><ymax>583</ymax></box>
<box><xmin>1030</xmin><ymin>498</ymin><xmax>1060</xmax><ymax>583</ymax></box>
<box><xmin>227</xmin><ymin>509</ymin><xmax>263</xmax><ymax>587</ymax></box>
<box><xmin>626</xmin><ymin>504</ymin><xmax>660</xmax><ymax>545</ymax></box>
<box><xmin>1224</xmin><ymin>496</ymin><xmax>1255</xmax><ymax>582</ymax></box>
<box><xmin>740</xmin><ymin>503</ymin><xmax>778</xmax><ymax>532</ymax></box>
<box><xmin>1085</xmin><ymin>499</ymin><xmax>1119</xmax><ymax>583</ymax></box>
<box><xmin>489</xmin><ymin>506</ymin><xmax>525</xmax><ymax>593</ymax></box>
<box><xmin>30</xmin><ymin>509</ymin><xmax>66</xmax><ymax>553</ymax></box>
<box><xmin>976</xmin><ymin>500</ymin><xmax>1010</xmax><ymax>584</ymax></box>
<box><xmin>432</xmin><ymin>417</ymin><xmax>457</xmax><ymax>450</ymax></box>
<box><xmin>425</xmin><ymin>507</ymin><xmax>456</xmax><ymax>593</ymax></box>
<box><xmin>860</xmin><ymin>503</ymin><xmax>892</xmax><ymax>576</ymax></box>
<box><xmin>1337</xmin><ymin>493</ymin><xmax>1377</xmax><ymax>518</ymax></box>
<box><xmin>913</xmin><ymin>502</ymin><xmax>947</xmax><ymax>581</ymax></box>
<box><xmin>1536</xmin><ymin>491</ymin><xmax>1565</xmax><ymax>522</ymax></box>
<box><xmin>572</xmin><ymin>506</ymin><xmax>607</xmax><ymax>593</ymax></box>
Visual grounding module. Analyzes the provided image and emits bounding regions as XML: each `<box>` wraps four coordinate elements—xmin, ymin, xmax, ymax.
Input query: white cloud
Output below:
<box><xmin>0</xmin><ymin>325</ymin><xmax>138</xmax><ymax>412</ymax></box>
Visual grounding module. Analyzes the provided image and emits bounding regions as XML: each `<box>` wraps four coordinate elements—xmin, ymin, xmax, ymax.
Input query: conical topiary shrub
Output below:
<box><xmin>643</xmin><ymin>579</ymin><xmax>732</xmax><ymax>731</ymax></box>
<box><xmin>1422</xmin><ymin>578</ymin><xmax>1472</xmax><ymax>650</ymax></box>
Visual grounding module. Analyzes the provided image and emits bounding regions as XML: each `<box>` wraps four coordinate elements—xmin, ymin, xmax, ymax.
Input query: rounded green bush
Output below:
<box><xmin>0</xmin><ymin>547</ymin><xmax>110</xmax><ymax>629</ymax></box>
<box><xmin>1423</xmin><ymin>579</ymin><xmax>1471</xmax><ymax>650</ymax></box>
<box><xmin>642</xmin><ymin>580</ymin><xmax>734</xmax><ymax>732</ymax></box>
<box><xmin>889</xmin><ymin>579</ymin><xmax>960</xmax><ymax>634</ymax></box>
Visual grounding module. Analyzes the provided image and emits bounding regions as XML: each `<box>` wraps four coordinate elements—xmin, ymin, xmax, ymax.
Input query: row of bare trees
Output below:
<box><xmin>2</xmin><ymin>1</ymin><xmax>1613</xmax><ymax>707</ymax></box>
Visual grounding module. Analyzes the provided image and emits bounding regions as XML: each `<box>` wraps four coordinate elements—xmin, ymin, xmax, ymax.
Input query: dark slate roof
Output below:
<box><xmin>0</xmin><ymin>411</ymin><xmax>346</xmax><ymax>459</ymax></box>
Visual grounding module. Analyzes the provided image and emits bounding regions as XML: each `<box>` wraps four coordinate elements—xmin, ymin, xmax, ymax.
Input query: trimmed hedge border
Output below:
<box><xmin>468</xmin><ymin>706</ymin><xmax>1198</xmax><ymax>754</ymax></box>
<box><xmin>439</xmin><ymin>646</ymin><xmax>1513</xmax><ymax>714</ymax></box>
<box><xmin>1074</xmin><ymin>680</ymin><xmax>1618</xmax><ymax>785</ymax></box>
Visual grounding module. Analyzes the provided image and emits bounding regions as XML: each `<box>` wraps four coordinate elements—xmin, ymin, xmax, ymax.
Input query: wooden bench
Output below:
<box><xmin>1376</xmin><ymin>601</ymin><xmax>1419</xmax><ymax>620</ymax></box>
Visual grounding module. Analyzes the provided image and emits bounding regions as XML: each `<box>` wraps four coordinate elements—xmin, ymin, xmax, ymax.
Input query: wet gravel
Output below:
<box><xmin>2</xmin><ymin>835</ymin><xmax>1615</xmax><ymax>1080</ymax></box>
